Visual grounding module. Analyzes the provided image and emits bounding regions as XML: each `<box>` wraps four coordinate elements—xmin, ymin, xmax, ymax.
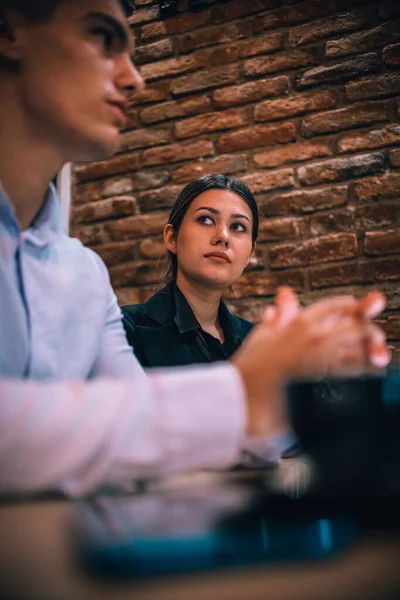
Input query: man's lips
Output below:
<box><xmin>204</xmin><ymin>252</ymin><xmax>231</xmax><ymax>263</ymax></box>
<box><xmin>108</xmin><ymin>100</ymin><xmax>128</xmax><ymax>127</ymax></box>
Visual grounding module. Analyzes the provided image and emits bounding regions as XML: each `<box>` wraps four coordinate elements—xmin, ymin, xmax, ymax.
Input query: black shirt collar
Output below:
<box><xmin>172</xmin><ymin>282</ymin><xmax>241</xmax><ymax>347</ymax></box>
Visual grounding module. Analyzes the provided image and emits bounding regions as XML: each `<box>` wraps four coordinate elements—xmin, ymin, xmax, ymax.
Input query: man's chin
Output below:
<box><xmin>70</xmin><ymin>131</ymin><xmax>121</xmax><ymax>164</ymax></box>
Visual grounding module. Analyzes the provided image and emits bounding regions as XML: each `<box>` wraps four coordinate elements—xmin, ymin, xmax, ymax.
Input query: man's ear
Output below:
<box><xmin>164</xmin><ymin>224</ymin><xmax>177</xmax><ymax>254</ymax></box>
<box><xmin>0</xmin><ymin>9</ymin><xmax>28</xmax><ymax>64</ymax></box>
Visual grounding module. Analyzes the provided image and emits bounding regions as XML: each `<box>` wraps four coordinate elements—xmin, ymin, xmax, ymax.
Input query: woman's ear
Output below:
<box><xmin>164</xmin><ymin>224</ymin><xmax>177</xmax><ymax>254</ymax></box>
<box><xmin>245</xmin><ymin>242</ymin><xmax>256</xmax><ymax>267</ymax></box>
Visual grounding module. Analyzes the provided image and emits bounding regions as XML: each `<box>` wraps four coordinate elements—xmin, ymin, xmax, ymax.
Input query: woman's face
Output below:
<box><xmin>165</xmin><ymin>189</ymin><xmax>255</xmax><ymax>290</ymax></box>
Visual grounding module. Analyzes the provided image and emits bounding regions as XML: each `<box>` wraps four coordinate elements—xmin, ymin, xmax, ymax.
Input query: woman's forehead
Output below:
<box><xmin>188</xmin><ymin>189</ymin><xmax>253</xmax><ymax>217</ymax></box>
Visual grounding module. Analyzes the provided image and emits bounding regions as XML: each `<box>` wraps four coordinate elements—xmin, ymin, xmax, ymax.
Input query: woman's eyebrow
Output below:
<box><xmin>195</xmin><ymin>207</ymin><xmax>250</xmax><ymax>222</ymax></box>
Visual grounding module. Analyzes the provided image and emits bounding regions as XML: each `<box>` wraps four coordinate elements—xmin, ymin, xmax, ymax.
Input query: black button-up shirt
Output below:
<box><xmin>122</xmin><ymin>282</ymin><xmax>253</xmax><ymax>368</ymax></box>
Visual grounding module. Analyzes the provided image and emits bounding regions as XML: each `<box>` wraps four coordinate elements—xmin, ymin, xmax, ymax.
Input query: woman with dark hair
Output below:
<box><xmin>122</xmin><ymin>174</ymin><xmax>260</xmax><ymax>368</ymax></box>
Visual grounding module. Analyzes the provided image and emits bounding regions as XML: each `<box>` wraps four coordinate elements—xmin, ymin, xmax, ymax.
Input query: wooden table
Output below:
<box><xmin>1</xmin><ymin>466</ymin><xmax>400</xmax><ymax>600</ymax></box>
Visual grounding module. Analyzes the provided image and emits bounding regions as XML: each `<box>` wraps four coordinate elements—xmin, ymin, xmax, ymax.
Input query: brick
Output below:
<box><xmin>310</xmin><ymin>256</ymin><xmax>400</xmax><ymax>289</ymax></box>
<box><xmin>269</xmin><ymin>233</ymin><xmax>358</xmax><ymax>268</ymax></box>
<box><xmin>139</xmin><ymin>52</ymin><xmax>209</xmax><ymax>82</ymax></box>
<box><xmin>310</xmin><ymin>203</ymin><xmax>398</xmax><ymax>235</ymax></box>
<box><xmin>338</xmin><ymin>124</ymin><xmax>400</xmax><ymax>154</ymax></box>
<box><xmin>92</xmin><ymin>241</ymin><xmax>137</xmax><ymax>266</ymax></box>
<box><xmin>254</xmin><ymin>90</ymin><xmax>337</xmax><ymax>122</ymax></box>
<box><xmin>296</xmin><ymin>53</ymin><xmax>380</xmax><ymax>89</ymax></box>
<box><xmin>383</xmin><ymin>43</ymin><xmax>400</xmax><ymax>68</ymax></box>
<box><xmin>125</xmin><ymin>110</ymin><xmax>138</xmax><ymax>130</ymax></box>
<box><xmin>132</xmin><ymin>82</ymin><xmax>169</xmax><ymax>105</ymax></box>
<box><xmin>232</xmin><ymin>272</ymin><xmax>276</xmax><ymax>298</ymax></box>
<box><xmin>128</xmin><ymin>5</ymin><xmax>158</xmax><ymax>26</ymax></box>
<box><xmin>218</xmin><ymin>122</ymin><xmax>296</xmax><ymax>153</ymax></box>
<box><xmin>135</xmin><ymin>262</ymin><xmax>166</xmax><ymax>286</ymax></box>
<box><xmin>326</xmin><ymin>23</ymin><xmax>399</xmax><ymax>58</ymax></box>
<box><xmin>175</xmin><ymin>107</ymin><xmax>249</xmax><ymax>139</ymax></box>
<box><xmin>102</xmin><ymin>176</ymin><xmax>135</xmax><ymax>198</ymax></box>
<box><xmin>140</xmin><ymin>96</ymin><xmax>212</xmax><ymax>125</ymax></box>
<box><xmin>71</xmin><ymin>197</ymin><xmax>137</xmax><ymax>225</ymax></box>
<box><xmin>253</xmin><ymin>0</ymin><xmax>333</xmax><ymax>32</ymax></box>
<box><xmin>360</xmin><ymin>256</ymin><xmax>400</xmax><ymax>283</ymax></box>
<box><xmin>120</xmin><ymin>127</ymin><xmax>171</xmax><ymax>152</ymax></box>
<box><xmin>310</xmin><ymin>262</ymin><xmax>359</xmax><ymax>290</ymax></box>
<box><xmin>345</xmin><ymin>73</ymin><xmax>400</xmax><ymax>101</ymax></box>
<box><xmin>253</xmin><ymin>140</ymin><xmax>332</xmax><ymax>168</ymax></box>
<box><xmin>172</xmin><ymin>153</ymin><xmax>248</xmax><ymax>183</ymax></box>
<box><xmin>241</xmin><ymin>169</ymin><xmax>295</xmax><ymax>194</ymax></box>
<box><xmin>230</xmin><ymin>270</ymin><xmax>304</xmax><ymax>308</ymax></box>
<box><xmin>74</xmin><ymin>153</ymin><xmax>140</xmax><ymax>183</ymax></box>
<box><xmin>70</xmin><ymin>223</ymin><xmax>108</xmax><ymax>246</ymax></box>
<box><xmin>178</xmin><ymin>22</ymin><xmax>249</xmax><ymax>54</ymax></box>
<box><xmin>213</xmin><ymin>76</ymin><xmax>290</xmax><ymax>108</ymax></box>
<box><xmin>72</xmin><ymin>180</ymin><xmax>103</xmax><ymax>204</ymax></box>
<box><xmin>302</xmin><ymin>102</ymin><xmax>389</xmax><ymax>137</ymax></box>
<box><xmin>298</xmin><ymin>152</ymin><xmax>385</xmax><ymax>186</ymax></box>
<box><xmin>290</xmin><ymin>9</ymin><xmax>371</xmax><ymax>47</ymax></box>
<box><xmin>131</xmin><ymin>169</ymin><xmax>170</xmax><ymax>191</ymax></box>
<box><xmin>108</xmin><ymin>212</ymin><xmax>168</xmax><ymax>241</ymax></box>
<box><xmin>365</xmin><ymin>230</ymin><xmax>400</xmax><ymax>256</ymax></box>
<box><xmin>171</xmin><ymin>64</ymin><xmax>240</xmax><ymax>96</ymax></box>
<box><xmin>141</xmin><ymin>11</ymin><xmax>209</xmax><ymax>41</ymax></box>
<box><xmin>375</xmin><ymin>316</ymin><xmax>400</xmax><ymax>340</ymax></box>
<box><xmin>244</xmin><ymin>48</ymin><xmax>318</xmax><ymax>78</ymax></box>
<box><xmin>139</xmin><ymin>236</ymin><xmax>168</xmax><ymax>260</ymax></box>
<box><xmin>389</xmin><ymin>149</ymin><xmax>400</xmax><ymax>167</ymax></box>
<box><xmin>139</xmin><ymin>184</ymin><xmax>183</xmax><ymax>212</ymax></box>
<box><xmin>354</xmin><ymin>172</ymin><xmax>400</xmax><ymax>200</ymax></box>
<box><xmin>135</xmin><ymin>39</ymin><xmax>174</xmax><ymax>65</ymax></box>
<box><xmin>257</xmin><ymin>217</ymin><xmax>306</xmax><ymax>242</ymax></box>
<box><xmin>210</xmin><ymin>0</ymin><xmax>279</xmax><ymax>24</ymax></box>
<box><xmin>208</xmin><ymin>32</ymin><xmax>284</xmax><ymax>66</ymax></box>
<box><xmin>259</xmin><ymin>186</ymin><xmax>348</xmax><ymax>217</ymax></box>
<box><xmin>143</xmin><ymin>139</ymin><xmax>214</xmax><ymax>166</ymax></box>
<box><xmin>115</xmin><ymin>288</ymin><xmax>141</xmax><ymax>307</ymax></box>
<box><xmin>109</xmin><ymin>262</ymin><xmax>137</xmax><ymax>288</ymax></box>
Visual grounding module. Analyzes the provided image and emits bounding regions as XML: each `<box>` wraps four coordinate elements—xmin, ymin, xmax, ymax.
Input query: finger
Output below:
<box><xmin>364</xmin><ymin>323</ymin><xmax>391</xmax><ymax>368</ymax></box>
<box><xmin>261</xmin><ymin>305</ymin><xmax>278</xmax><ymax>325</ymax></box>
<box><xmin>357</xmin><ymin>291</ymin><xmax>386</xmax><ymax>320</ymax></box>
<box><xmin>302</xmin><ymin>295</ymin><xmax>358</xmax><ymax>324</ymax></box>
<box><xmin>275</xmin><ymin>287</ymin><xmax>300</xmax><ymax>327</ymax></box>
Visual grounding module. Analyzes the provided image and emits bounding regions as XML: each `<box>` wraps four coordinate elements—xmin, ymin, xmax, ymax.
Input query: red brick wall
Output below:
<box><xmin>71</xmin><ymin>0</ymin><xmax>400</xmax><ymax>358</ymax></box>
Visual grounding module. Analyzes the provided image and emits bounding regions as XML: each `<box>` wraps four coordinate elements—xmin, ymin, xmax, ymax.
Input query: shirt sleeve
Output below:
<box><xmin>0</xmin><ymin>363</ymin><xmax>246</xmax><ymax>497</ymax></box>
<box><xmin>88</xmin><ymin>254</ymin><xmax>145</xmax><ymax>379</ymax></box>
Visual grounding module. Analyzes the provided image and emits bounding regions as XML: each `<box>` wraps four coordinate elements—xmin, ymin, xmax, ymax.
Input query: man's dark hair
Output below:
<box><xmin>0</xmin><ymin>0</ymin><xmax>134</xmax><ymax>22</ymax></box>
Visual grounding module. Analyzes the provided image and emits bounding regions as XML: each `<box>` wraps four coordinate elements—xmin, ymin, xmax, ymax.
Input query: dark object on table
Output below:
<box><xmin>288</xmin><ymin>368</ymin><xmax>400</xmax><ymax>499</ymax></box>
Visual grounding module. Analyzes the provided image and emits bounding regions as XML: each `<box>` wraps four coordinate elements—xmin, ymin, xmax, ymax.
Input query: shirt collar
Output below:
<box><xmin>172</xmin><ymin>282</ymin><xmax>241</xmax><ymax>347</ymax></box>
<box><xmin>0</xmin><ymin>182</ymin><xmax>64</xmax><ymax>245</ymax></box>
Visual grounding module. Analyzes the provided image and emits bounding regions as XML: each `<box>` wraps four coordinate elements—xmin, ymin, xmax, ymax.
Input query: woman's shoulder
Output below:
<box><xmin>122</xmin><ymin>284</ymin><xmax>175</xmax><ymax>328</ymax></box>
<box><xmin>230</xmin><ymin>313</ymin><xmax>255</xmax><ymax>336</ymax></box>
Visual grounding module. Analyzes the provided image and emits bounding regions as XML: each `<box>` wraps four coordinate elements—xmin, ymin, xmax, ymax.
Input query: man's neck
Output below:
<box><xmin>0</xmin><ymin>86</ymin><xmax>64</xmax><ymax>231</ymax></box>
<box><xmin>175</xmin><ymin>272</ymin><xmax>225</xmax><ymax>340</ymax></box>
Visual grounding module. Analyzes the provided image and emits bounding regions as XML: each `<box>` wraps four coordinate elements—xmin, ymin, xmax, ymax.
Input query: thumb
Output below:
<box><xmin>275</xmin><ymin>286</ymin><xmax>300</xmax><ymax>327</ymax></box>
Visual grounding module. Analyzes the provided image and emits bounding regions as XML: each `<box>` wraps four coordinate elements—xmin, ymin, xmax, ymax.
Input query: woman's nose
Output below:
<box><xmin>212</xmin><ymin>226</ymin><xmax>230</xmax><ymax>247</ymax></box>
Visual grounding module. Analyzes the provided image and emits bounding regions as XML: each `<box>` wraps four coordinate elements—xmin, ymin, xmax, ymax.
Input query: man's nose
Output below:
<box><xmin>117</xmin><ymin>54</ymin><xmax>145</xmax><ymax>99</ymax></box>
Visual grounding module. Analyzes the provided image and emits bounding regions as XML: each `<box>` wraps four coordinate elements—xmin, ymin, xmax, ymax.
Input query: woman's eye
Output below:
<box><xmin>231</xmin><ymin>222</ymin><xmax>246</xmax><ymax>233</ymax></box>
<box><xmin>197</xmin><ymin>215</ymin><xmax>214</xmax><ymax>225</ymax></box>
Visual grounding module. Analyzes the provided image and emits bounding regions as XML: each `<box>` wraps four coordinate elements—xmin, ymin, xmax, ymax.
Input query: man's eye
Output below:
<box><xmin>93</xmin><ymin>28</ymin><xmax>115</xmax><ymax>53</ymax></box>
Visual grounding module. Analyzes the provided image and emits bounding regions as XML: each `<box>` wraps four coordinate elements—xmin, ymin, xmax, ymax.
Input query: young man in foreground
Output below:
<box><xmin>0</xmin><ymin>0</ymin><xmax>390</xmax><ymax>496</ymax></box>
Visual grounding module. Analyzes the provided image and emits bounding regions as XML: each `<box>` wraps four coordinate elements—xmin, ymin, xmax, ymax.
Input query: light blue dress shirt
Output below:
<box><xmin>0</xmin><ymin>183</ymin><xmax>142</xmax><ymax>380</ymax></box>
